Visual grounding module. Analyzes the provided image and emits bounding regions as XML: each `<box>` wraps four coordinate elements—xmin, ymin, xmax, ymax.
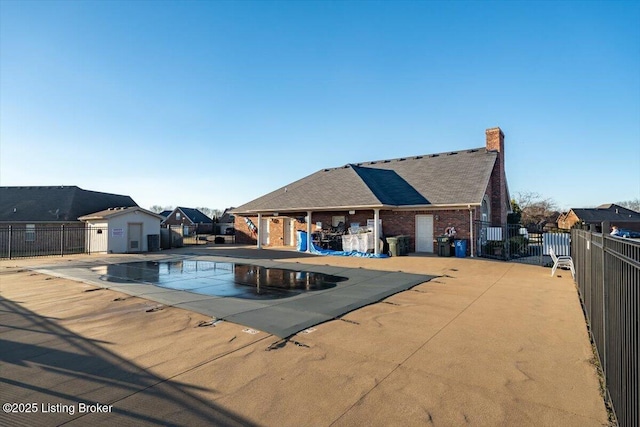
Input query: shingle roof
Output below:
<box><xmin>571</xmin><ymin>204</ymin><xmax>640</xmax><ymax>223</ymax></box>
<box><xmin>234</xmin><ymin>148</ymin><xmax>498</xmax><ymax>213</ymax></box>
<box><xmin>177</xmin><ymin>207</ymin><xmax>213</xmax><ymax>224</ymax></box>
<box><xmin>78</xmin><ymin>206</ymin><xmax>164</xmax><ymax>221</ymax></box>
<box><xmin>0</xmin><ymin>186</ymin><xmax>138</xmax><ymax>222</ymax></box>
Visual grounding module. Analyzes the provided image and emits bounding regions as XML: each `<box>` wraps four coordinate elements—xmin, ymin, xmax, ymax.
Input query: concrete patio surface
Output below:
<box><xmin>0</xmin><ymin>245</ymin><xmax>609</xmax><ymax>426</ymax></box>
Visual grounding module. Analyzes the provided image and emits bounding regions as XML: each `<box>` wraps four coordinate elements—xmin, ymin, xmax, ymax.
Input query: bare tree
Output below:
<box><xmin>616</xmin><ymin>198</ymin><xmax>640</xmax><ymax>212</ymax></box>
<box><xmin>149</xmin><ymin>205</ymin><xmax>173</xmax><ymax>213</ymax></box>
<box><xmin>197</xmin><ymin>207</ymin><xmax>218</xmax><ymax>219</ymax></box>
<box><xmin>515</xmin><ymin>191</ymin><xmax>558</xmax><ymax>226</ymax></box>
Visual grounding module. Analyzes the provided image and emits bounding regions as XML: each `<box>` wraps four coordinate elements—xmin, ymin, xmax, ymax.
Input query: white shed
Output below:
<box><xmin>79</xmin><ymin>207</ymin><xmax>163</xmax><ymax>254</ymax></box>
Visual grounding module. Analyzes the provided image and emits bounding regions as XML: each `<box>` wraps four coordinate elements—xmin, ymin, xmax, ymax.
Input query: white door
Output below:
<box><xmin>415</xmin><ymin>215</ymin><xmax>434</xmax><ymax>253</ymax></box>
<box><xmin>283</xmin><ymin>218</ymin><xmax>293</xmax><ymax>246</ymax></box>
<box><xmin>260</xmin><ymin>218</ymin><xmax>270</xmax><ymax>246</ymax></box>
<box><xmin>128</xmin><ymin>223</ymin><xmax>143</xmax><ymax>253</ymax></box>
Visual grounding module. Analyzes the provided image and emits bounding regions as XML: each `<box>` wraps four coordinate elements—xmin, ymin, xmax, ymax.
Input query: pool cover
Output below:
<box><xmin>32</xmin><ymin>255</ymin><xmax>435</xmax><ymax>338</ymax></box>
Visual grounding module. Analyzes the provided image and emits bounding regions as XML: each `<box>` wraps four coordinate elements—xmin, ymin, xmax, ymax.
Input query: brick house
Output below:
<box><xmin>161</xmin><ymin>207</ymin><xmax>214</xmax><ymax>235</ymax></box>
<box><xmin>557</xmin><ymin>204</ymin><xmax>640</xmax><ymax>232</ymax></box>
<box><xmin>232</xmin><ymin>127</ymin><xmax>511</xmax><ymax>256</ymax></box>
<box><xmin>216</xmin><ymin>207</ymin><xmax>236</xmax><ymax>235</ymax></box>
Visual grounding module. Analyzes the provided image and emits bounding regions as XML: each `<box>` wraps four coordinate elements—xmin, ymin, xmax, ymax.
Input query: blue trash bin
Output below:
<box><xmin>454</xmin><ymin>239</ymin><xmax>467</xmax><ymax>258</ymax></box>
<box><xmin>296</xmin><ymin>231</ymin><xmax>307</xmax><ymax>252</ymax></box>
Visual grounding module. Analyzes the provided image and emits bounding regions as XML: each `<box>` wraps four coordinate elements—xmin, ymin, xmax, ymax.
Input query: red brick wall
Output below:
<box><xmin>235</xmin><ymin>216</ymin><xmax>258</xmax><ymax>244</ymax></box>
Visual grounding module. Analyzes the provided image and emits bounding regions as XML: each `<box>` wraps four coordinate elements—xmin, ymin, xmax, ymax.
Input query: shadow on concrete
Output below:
<box><xmin>0</xmin><ymin>297</ymin><xmax>258</xmax><ymax>427</ymax></box>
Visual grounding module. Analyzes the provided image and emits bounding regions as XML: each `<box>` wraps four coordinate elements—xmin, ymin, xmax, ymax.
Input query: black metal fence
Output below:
<box><xmin>572</xmin><ymin>228</ymin><xmax>639</xmax><ymax>427</ymax></box>
<box><xmin>0</xmin><ymin>225</ymin><xmax>108</xmax><ymax>259</ymax></box>
<box><xmin>474</xmin><ymin>221</ymin><xmax>570</xmax><ymax>266</ymax></box>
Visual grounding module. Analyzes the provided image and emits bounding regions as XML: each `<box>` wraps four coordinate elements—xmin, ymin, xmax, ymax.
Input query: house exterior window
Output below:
<box><xmin>25</xmin><ymin>224</ymin><xmax>35</xmax><ymax>242</ymax></box>
<box><xmin>481</xmin><ymin>196</ymin><xmax>490</xmax><ymax>222</ymax></box>
<box><xmin>176</xmin><ymin>213</ymin><xmax>181</xmax><ymax>220</ymax></box>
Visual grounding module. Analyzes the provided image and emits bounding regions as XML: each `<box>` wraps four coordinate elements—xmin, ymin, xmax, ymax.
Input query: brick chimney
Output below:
<box><xmin>486</xmin><ymin>127</ymin><xmax>504</xmax><ymax>154</ymax></box>
<box><xmin>485</xmin><ymin>127</ymin><xmax>508</xmax><ymax>225</ymax></box>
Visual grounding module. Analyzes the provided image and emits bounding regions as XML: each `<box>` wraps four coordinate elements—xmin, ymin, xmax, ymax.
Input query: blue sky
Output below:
<box><xmin>1</xmin><ymin>0</ymin><xmax>638</xmax><ymax>212</ymax></box>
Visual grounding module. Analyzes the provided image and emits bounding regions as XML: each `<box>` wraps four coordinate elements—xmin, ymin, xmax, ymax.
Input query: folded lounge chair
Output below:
<box><xmin>550</xmin><ymin>247</ymin><xmax>575</xmax><ymax>279</ymax></box>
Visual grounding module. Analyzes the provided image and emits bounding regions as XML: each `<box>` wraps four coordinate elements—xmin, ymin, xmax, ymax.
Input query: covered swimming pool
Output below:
<box><xmin>33</xmin><ymin>255</ymin><xmax>435</xmax><ymax>338</ymax></box>
<box><xmin>91</xmin><ymin>260</ymin><xmax>348</xmax><ymax>300</ymax></box>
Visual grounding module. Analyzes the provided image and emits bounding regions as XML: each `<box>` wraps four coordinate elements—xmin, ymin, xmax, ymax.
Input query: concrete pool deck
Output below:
<box><xmin>0</xmin><ymin>245</ymin><xmax>609</xmax><ymax>426</ymax></box>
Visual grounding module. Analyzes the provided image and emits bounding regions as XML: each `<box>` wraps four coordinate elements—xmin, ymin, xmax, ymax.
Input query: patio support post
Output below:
<box><xmin>374</xmin><ymin>208</ymin><xmax>380</xmax><ymax>255</ymax></box>
<box><xmin>306</xmin><ymin>211</ymin><xmax>312</xmax><ymax>252</ymax></box>
<box><xmin>469</xmin><ymin>206</ymin><xmax>474</xmax><ymax>257</ymax></box>
<box><xmin>257</xmin><ymin>213</ymin><xmax>262</xmax><ymax>249</ymax></box>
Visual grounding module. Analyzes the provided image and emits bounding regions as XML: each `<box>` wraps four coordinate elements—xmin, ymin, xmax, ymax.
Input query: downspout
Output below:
<box><xmin>373</xmin><ymin>209</ymin><xmax>380</xmax><ymax>255</ymax></box>
<box><xmin>257</xmin><ymin>213</ymin><xmax>262</xmax><ymax>249</ymax></box>
<box><xmin>469</xmin><ymin>205</ymin><xmax>474</xmax><ymax>257</ymax></box>
<box><xmin>306</xmin><ymin>211</ymin><xmax>312</xmax><ymax>253</ymax></box>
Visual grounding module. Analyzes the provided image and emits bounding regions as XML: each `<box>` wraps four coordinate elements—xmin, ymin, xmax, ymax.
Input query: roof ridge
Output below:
<box><xmin>321</xmin><ymin>146</ymin><xmax>488</xmax><ymax>170</ymax></box>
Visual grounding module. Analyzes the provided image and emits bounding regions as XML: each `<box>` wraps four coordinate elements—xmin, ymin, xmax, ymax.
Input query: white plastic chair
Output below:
<box><xmin>549</xmin><ymin>247</ymin><xmax>575</xmax><ymax>279</ymax></box>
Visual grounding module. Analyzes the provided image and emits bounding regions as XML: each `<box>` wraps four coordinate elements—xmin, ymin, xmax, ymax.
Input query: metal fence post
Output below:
<box><xmin>8</xmin><ymin>225</ymin><xmax>12</xmax><ymax>260</ymax></box>
<box><xmin>60</xmin><ymin>225</ymin><xmax>64</xmax><ymax>257</ymax></box>
<box><xmin>504</xmin><ymin>224</ymin><xmax>509</xmax><ymax>260</ymax></box>
<box><xmin>601</xmin><ymin>221</ymin><xmax>608</xmax><ymax>377</ymax></box>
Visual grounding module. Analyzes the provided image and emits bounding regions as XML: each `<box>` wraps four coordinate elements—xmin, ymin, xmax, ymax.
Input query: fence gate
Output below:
<box><xmin>473</xmin><ymin>221</ymin><xmax>570</xmax><ymax>266</ymax></box>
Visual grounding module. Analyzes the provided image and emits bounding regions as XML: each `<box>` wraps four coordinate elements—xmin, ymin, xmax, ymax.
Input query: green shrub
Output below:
<box><xmin>508</xmin><ymin>236</ymin><xmax>529</xmax><ymax>255</ymax></box>
<box><xmin>483</xmin><ymin>241</ymin><xmax>505</xmax><ymax>256</ymax></box>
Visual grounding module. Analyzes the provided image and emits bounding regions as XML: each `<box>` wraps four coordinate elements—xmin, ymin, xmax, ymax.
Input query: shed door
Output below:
<box><xmin>415</xmin><ymin>215</ymin><xmax>434</xmax><ymax>253</ymax></box>
<box><xmin>128</xmin><ymin>223</ymin><xmax>142</xmax><ymax>252</ymax></box>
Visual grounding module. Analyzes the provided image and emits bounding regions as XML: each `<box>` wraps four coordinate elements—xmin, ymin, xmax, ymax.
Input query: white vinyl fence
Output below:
<box><xmin>543</xmin><ymin>232</ymin><xmax>571</xmax><ymax>256</ymax></box>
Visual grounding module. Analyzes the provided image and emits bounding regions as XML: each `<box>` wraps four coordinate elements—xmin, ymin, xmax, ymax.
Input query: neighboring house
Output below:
<box><xmin>79</xmin><ymin>207</ymin><xmax>164</xmax><ymax>253</ymax></box>
<box><xmin>161</xmin><ymin>207</ymin><xmax>214</xmax><ymax>235</ymax></box>
<box><xmin>0</xmin><ymin>186</ymin><xmax>138</xmax><ymax>257</ymax></box>
<box><xmin>543</xmin><ymin>212</ymin><xmax>563</xmax><ymax>231</ymax></box>
<box><xmin>217</xmin><ymin>207</ymin><xmax>236</xmax><ymax>234</ymax></box>
<box><xmin>232</xmin><ymin>127</ymin><xmax>511</xmax><ymax>255</ymax></box>
<box><xmin>528</xmin><ymin>212</ymin><xmax>562</xmax><ymax>232</ymax></box>
<box><xmin>558</xmin><ymin>204</ymin><xmax>640</xmax><ymax>232</ymax></box>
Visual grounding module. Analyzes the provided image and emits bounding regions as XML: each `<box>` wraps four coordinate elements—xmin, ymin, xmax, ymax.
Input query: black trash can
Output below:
<box><xmin>404</xmin><ymin>235</ymin><xmax>411</xmax><ymax>255</ymax></box>
<box><xmin>147</xmin><ymin>234</ymin><xmax>160</xmax><ymax>252</ymax></box>
<box><xmin>398</xmin><ymin>235</ymin><xmax>410</xmax><ymax>256</ymax></box>
<box><xmin>437</xmin><ymin>236</ymin><xmax>452</xmax><ymax>256</ymax></box>
<box><xmin>397</xmin><ymin>235</ymin><xmax>404</xmax><ymax>256</ymax></box>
